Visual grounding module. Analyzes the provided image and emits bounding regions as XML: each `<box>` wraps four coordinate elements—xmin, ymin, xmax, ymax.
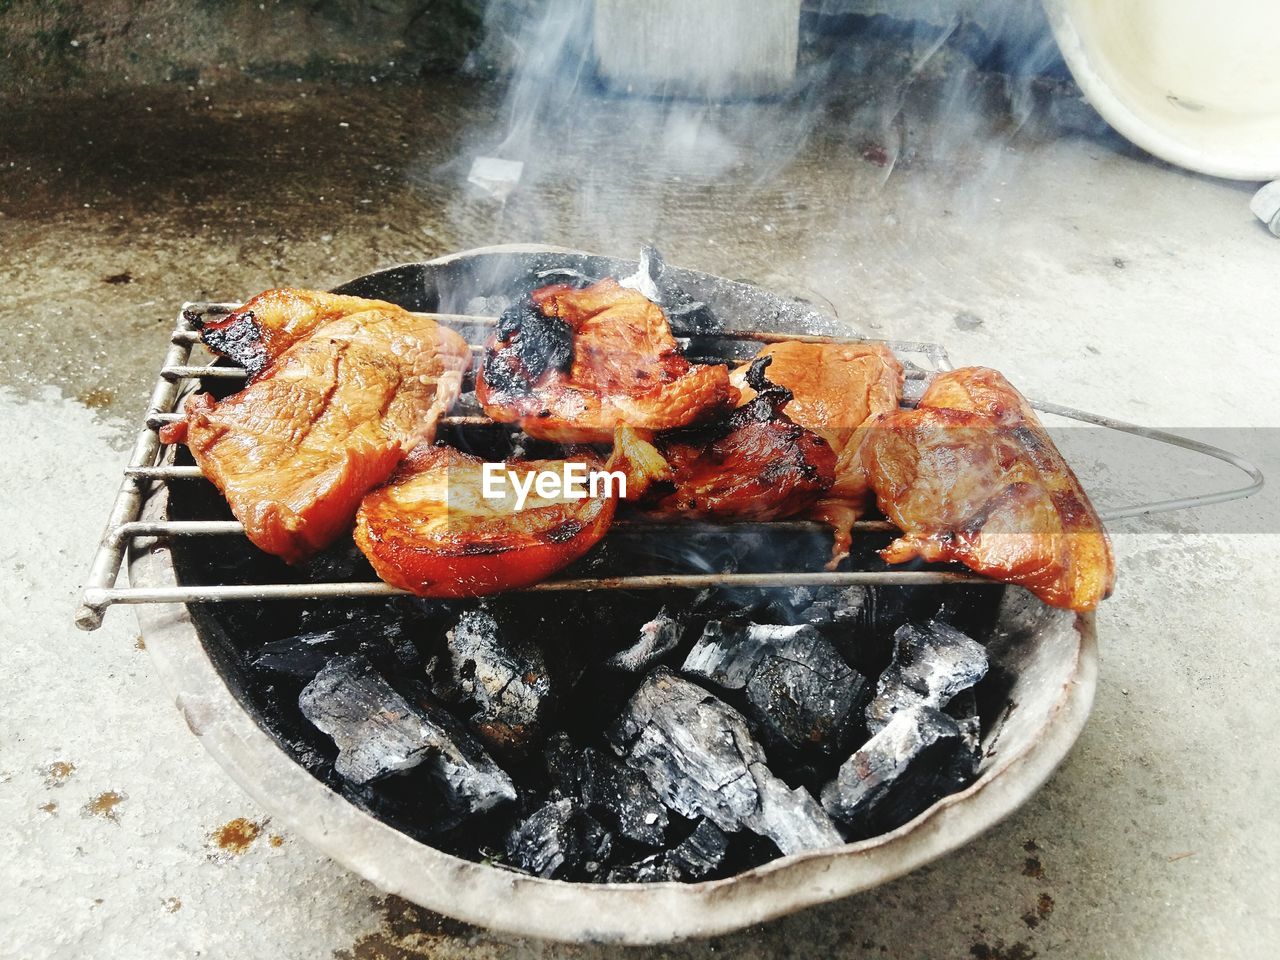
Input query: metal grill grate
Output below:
<box><xmin>75</xmin><ymin>301</ymin><xmax>1264</xmax><ymax>631</ymax></box>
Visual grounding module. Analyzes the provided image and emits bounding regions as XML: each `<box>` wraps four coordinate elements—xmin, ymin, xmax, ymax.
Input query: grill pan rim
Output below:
<box><xmin>125</xmin><ymin>244</ymin><xmax>1099</xmax><ymax>944</ymax></box>
<box><xmin>130</xmin><ymin>472</ymin><xmax>1094</xmax><ymax>942</ymax></box>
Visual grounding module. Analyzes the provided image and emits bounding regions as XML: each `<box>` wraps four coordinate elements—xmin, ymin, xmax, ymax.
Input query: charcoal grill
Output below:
<box><xmin>75</xmin><ymin>244</ymin><xmax>1263</xmax><ymax>943</ymax></box>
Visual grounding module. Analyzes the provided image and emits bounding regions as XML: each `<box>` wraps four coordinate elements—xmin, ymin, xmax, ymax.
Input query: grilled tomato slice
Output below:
<box><xmin>354</xmin><ymin>444</ymin><xmax>620</xmax><ymax>597</ymax></box>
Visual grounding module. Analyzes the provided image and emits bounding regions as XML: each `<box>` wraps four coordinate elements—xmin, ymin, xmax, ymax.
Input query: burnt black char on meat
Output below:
<box><xmin>642</xmin><ymin>356</ymin><xmax>838</xmax><ymax>522</ymax></box>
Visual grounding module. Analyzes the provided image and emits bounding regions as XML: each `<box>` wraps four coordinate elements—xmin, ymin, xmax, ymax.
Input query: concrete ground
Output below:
<box><xmin>2</xmin><ymin>73</ymin><xmax>1278</xmax><ymax>959</ymax></box>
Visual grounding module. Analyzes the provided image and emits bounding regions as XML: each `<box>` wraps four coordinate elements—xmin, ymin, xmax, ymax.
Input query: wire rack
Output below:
<box><xmin>75</xmin><ymin>301</ymin><xmax>1264</xmax><ymax>631</ymax></box>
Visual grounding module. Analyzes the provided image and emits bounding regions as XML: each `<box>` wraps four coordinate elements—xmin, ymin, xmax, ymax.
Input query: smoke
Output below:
<box><xmin>435</xmin><ymin>0</ymin><xmax>1108</xmax><ymax>331</ymax></box>
<box><xmin>480</xmin><ymin>0</ymin><xmax>596</xmax><ymax>162</ymax></box>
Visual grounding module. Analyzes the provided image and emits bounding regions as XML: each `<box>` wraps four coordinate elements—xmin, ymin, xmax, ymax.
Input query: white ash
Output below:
<box><xmin>682</xmin><ymin>621</ymin><xmax>814</xmax><ymax>690</ymax></box>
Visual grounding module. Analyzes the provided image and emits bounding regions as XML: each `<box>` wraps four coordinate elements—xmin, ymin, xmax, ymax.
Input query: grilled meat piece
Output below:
<box><xmin>476</xmin><ymin>278</ymin><xmax>735</xmax><ymax>443</ymax></box>
<box><xmin>731</xmin><ymin>341</ymin><xmax>903</xmax><ymax>565</ymax></box>
<box><xmin>355</xmin><ymin>424</ymin><xmax>671</xmax><ymax>597</ymax></box>
<box><xmin>861</xmin><ymin>367</ymin><xmax>1115</xmax><ymax>611</ymax></box>
<box><xmin>199</xmin><ymin>288</ymin><xmax>407</xmax><ymax>381</ymax></box>
<box><xmin>161</xmin><ymin>303</ymin><xmax>470</xmax><ymax>563</ymax></box>
<box><xmin>355</xmin><ymin>444</ymin><xmax>616</xmax><ymax>597</ymax></box>
<box><xmin>356</xmin><ymin>423</ymin><xmax>671</xmax><ymax>597</ymax></box>
<box><xmin>643</xmin><ymin>357</ymin><xmax>837</xmax><ymax>521</ymax></box>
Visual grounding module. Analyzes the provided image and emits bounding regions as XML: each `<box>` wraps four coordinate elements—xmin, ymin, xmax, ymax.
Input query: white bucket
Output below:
<box><xmin>593</xmin><ymin>0</ymin><xmax>802</xmax><ymax>98</ymax></box>
<box><xmin>1043</xmin><ymin>0</ymin><xmax>1280</xmax><ymax>181</ymax></box>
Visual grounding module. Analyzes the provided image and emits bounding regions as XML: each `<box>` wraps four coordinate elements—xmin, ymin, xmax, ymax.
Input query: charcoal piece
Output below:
<box><xmin>945</xmin><ymin>689</ymin><xmax>983</xmax><ymax>780</ymax></box>
<box><xmin>252</xmin><ymin>629</ymin><xmax>374</xmax><ymax>680</ymax></box>
<box><xmin>865</xmin><ymin>620</ymin><xmax>989</xmax><ymax>734</ymax></box>
<box><xmin>683</xmin><ymin>621</ymin><xmax>868</xmax><ymax>756</ymax></box>
<box><xmin>850</xmin><ymin>585</ymin><xmax>918</xmax><ymax>645</ymax></box>
<box><xmin>793</xmin><ymin>586</ymin><xmax>869</xmax><ymax>631</ymax></box>
<box><xmin>745</xmin><ymin>639</ymin><xmax>869</xmax><ymax>756</ymax></box>
<box><xmin>762</xmin><ymin>585</ymin><xmax>814</xmax><ymax>621</ymax></box>
<box><xmin>820</xmin><ymin>705</ymin><xmax>967</xmax><ymax>836</ymax></box>
<box><xmin>621</xmin><ymin>245</ymin><xmax>720</xmax><ymax>335</ymax></box>
<box><xmin>445</xmin><ymin>608</ymin><xmax>552</xmax><ymax>749</ymax></box>
<box><xmin>798</xmin><ymin>603</ymin><xmax>834</xmax><ymax>626</ymax></box>
<box><xmin>665</xmin><ymin>819</ymin><xmax>729</xmax><ymax>879</ymax></box>
<box><xmin>604</xmin><ymin>820</ymin><xmax>729</xmax><ymax>883</ymax></box>
<box><xmin>545</xmin><ymin>736</ymin><xmax>669</xmax><ymax>847</ymax></box>
<box><xmin>252</xmin><ymin>632</ymin><xmax>336</xmax><ymax>679</ymax></box>
<box><xmin>815</xmin><ymin>585</ymin><xmax>869</xmax><ymax>622</ymax></box>
<box><xmin>607</xmin><ymin>669</ymin><xmax>842</xmax><ymax>855</ymax></box>
<box><xmin>682</xmin><ymin>621</ymin><xmax>812</xmax><ymax>690</ymax></box>
<box><xmin>689</xmin><ymin>584</ymin><xmax>747</xmax><ymax>618</ymax></box>
<box><xmin>605</xmin><ymin>608</ymin><xmax>683</xmax><ymax>673</ymax></box>
<box><xmin>299</xmin><ymin>656</ymin><xmax>516</xmax><ymax>816</ymax></box>
<box><xmin>295</xmin><ymin>542</ymin><xmax>376</xmax><ymax>583</ymax></box>
<box><xmin>503</xmin><ymin>798</ymin><xmax>612</xmax><ymax>880</ymax></box>
<box><xmin>252</xmin><ymin>613</ymin><xmax>422</xmax><ymax>682</ymax></box>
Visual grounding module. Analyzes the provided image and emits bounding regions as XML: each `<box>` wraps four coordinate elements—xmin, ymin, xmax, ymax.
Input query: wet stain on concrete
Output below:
<box><xmin>211</xmin><ymin>817</ymin><xmax>263</xmax><ymax>855</ymax></box>
<box><xmin>0</xmin><ymin>79</ymin><xmax>489</xmax><ymax>427</ymax></box>
<box><xmin>335</xmin><ymin>895</ymin><xmax>483</xmax><ymax>960</ymax></box>
<box><xmin>970</xmin><ymin>940</ymin><xmax>1037</xmax><ymax>960</ymax></box>
<box><xmin>42</xmin><ymin>760</ymin><xmax>76</xmax><ymax>787</ymax></box>
<box><xmin>82</xmin><ymin>790</ymin><xmax>126</xmax><ymax>822</ymax></box>
<box><xmin>77</xmin><ymin>386</ymin><xmax>116</xmax><ymax>409</ymax></box>
<box><xmin>1021</xmin><ymin>893</ymin><xmax>1054</xmax><ymax>929</ymax></box>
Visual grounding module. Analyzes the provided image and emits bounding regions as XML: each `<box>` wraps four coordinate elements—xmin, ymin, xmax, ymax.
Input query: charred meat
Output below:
<box><xmin>862</xmin><ymin>366</ymin><xmax>1115</xmax><ymax>611</ymax></box>
<box><xmin>476</xmin><ymin>279</ymin><xmax>735</xmax><ymax>443</ymax></box>
<box><xmin>731</xmin><ymin>341</ymin><xmax>903</xmax><ymax>565</ymax></box>
<box><xmin>198</xmin><ymin>288</ymin><xmax>409</xmax><ymax>381</ymax></box>
<box><xmin>641</xmin><ymin>356</ymin><xmax>837</xmax><ymax>522</ymax></box>
<box><xmin>161</xmin><ymin>301</ymin><xmax>470</xmax><ymax>563</ymax></box>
